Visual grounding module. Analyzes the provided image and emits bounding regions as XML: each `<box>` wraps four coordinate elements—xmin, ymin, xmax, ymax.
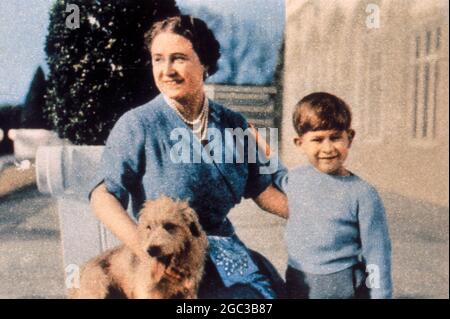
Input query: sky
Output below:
<box><xmin>0</xmin><ymin>0</ymin><xmax>54</xmax><ymax>105</ymax></box>
<box><xmin>179</xmin><ymin>0</ymin><xmax>284</xmax><ymax>24</ymax></box>
<box><xmin>0</xmin><ymin>0</ymin><xmax>284</xmax><ymax>105</ymax></box>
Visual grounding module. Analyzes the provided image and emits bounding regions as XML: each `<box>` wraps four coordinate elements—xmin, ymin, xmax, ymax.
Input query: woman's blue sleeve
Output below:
<box><xmin>272</xmin><ymin>160</ymin><xmax>288</xmax><ymax>193</ymax></box>
<box><xmin>89</xmin><ymin>111</ymin><xmax>146</xmax><ymax>209</ymax></box>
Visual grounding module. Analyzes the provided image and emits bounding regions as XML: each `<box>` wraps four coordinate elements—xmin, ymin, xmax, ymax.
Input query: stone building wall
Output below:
<box><xmin>283</xmin><ymin>0</ymin><xmax>449</xmax><ymax>206</ymax></box>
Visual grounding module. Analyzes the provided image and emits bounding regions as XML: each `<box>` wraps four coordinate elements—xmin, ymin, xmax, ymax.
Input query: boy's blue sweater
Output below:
<box><xmin>276</xmin><ymin>164</ymin><xmax>392</xmax><ymax>299</ymax></box>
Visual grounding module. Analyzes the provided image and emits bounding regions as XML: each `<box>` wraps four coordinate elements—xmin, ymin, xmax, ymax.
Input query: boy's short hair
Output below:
<box><xmin>292</xmin><ymin>92</ymin><xmax>352</xmax><ymax>136</ymax></box>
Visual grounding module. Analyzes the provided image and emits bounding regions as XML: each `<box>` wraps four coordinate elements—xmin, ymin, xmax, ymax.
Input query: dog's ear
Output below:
<box><xmin>189</xmin><ymin>221</ymin><xmax>201</xmax><ymax>238</ymax></box>
<box><xmin>179</xmin><ymin>202</ymin><xmax>203</xmax><ymax>238</ymax></box>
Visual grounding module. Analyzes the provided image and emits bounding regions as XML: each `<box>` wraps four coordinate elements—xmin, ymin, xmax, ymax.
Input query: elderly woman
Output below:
<box><xmin>90</xmin><ymin>15</ymin><xmax>288</xmax><ymax>298</ymax></box>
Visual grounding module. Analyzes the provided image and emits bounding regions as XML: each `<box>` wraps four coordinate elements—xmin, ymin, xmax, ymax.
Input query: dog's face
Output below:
<box><xmin>137</xmin><ymin>197</ymin><xmax>206</xmax><ymax>267</ymax></box>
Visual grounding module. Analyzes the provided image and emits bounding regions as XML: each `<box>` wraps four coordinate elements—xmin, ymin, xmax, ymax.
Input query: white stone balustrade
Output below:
<box><xmin>36</xmin><ymin>145</ymin><xmax>122</xmax><ymax>279</ymax></box>
<box><xmin>8</xmin><ymin>129</ymin><xmax>66</xmax><ymax>160</ymax></box>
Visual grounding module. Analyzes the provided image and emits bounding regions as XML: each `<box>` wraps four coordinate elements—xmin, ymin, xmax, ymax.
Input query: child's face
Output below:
<box><xmin>295</xmin><ymin>129</ymin><xmax>355</xmax><ymax>175</ymax></box>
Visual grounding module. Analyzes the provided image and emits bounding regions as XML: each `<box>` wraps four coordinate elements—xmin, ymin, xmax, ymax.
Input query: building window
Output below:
<box><xmin>411</xmin><ymin>27</ymin><xmax>441</xmax><ymax>140</ymax></box>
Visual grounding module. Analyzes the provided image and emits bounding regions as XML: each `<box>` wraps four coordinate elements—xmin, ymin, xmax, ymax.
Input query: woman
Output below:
<box><xmin>90</xmin><ymin>15</ymin><xmax>288</xmax><ymax>298</ymax></box>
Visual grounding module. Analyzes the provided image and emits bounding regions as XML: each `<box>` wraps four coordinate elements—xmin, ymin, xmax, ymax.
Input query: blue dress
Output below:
<box><xmin>93</xmin><ymin>94</ymin><xmax>284</xmax><ymax>298</ymax></box>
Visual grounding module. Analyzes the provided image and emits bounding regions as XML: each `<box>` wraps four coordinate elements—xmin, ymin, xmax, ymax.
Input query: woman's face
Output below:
<box><xmin>150</xmin><ymin>32</ymin><xmax>206</xmax><ymax>103</ymax></box>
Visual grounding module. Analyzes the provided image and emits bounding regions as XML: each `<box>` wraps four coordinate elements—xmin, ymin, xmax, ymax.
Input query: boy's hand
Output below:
<box><xmin>249</xmin><ymin>123</ymin><xmax>272</xmax><ymax>158</ymax></box>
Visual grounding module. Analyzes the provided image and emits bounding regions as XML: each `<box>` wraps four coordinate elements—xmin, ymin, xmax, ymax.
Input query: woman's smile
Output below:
<box><xmin>163</xmin><ymin>79</ymin><xmax>183</xmax><ymax>87</ymax></box>
<box><xmin>164</xmin><ymin>80</ymin><xmax>182</xmax><ymax>84</ymax></box>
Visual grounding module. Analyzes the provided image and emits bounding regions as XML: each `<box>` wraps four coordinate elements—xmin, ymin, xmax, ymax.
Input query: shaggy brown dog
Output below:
<box><xmin>69</xmin><ymin>197</ymin><xmax>208</xmax><ymax>299</ymax></box>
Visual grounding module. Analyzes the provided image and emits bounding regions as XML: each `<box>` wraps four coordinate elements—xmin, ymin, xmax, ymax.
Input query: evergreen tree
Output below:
<box><xmin>0</xmin><ymin>105</ymin><xmax>22</xmax><ymax>155</ymax></box>
<box><xmin>21</xmin><ymin>66</ymin><xmax>49</xmax><ymax>129</ymax></box>
<box><xmin>45</xmin><ymin>0</ymin><xmax>179</xmax><ymax>145</ymax></box>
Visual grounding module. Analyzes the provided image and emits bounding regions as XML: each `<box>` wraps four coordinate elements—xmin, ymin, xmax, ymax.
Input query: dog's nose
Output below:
<box><xmin>147</xmin><ymin>246</ymin><xmax>162</xmax><ymax>257</ymax></box>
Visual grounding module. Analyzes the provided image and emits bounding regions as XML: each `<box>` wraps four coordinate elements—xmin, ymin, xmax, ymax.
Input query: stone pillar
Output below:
<box><xmin>36</xmin><ymin>145</ymin><xmax>122</xmax><ymax>275</ymax></box>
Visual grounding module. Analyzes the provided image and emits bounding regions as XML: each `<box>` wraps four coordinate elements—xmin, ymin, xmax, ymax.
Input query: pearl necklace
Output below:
<box><xmin>193</xmin><ymin>105</ymin><xmax>209</xmax><ymax>141</ymax></box>
<box><xmin>165</xmin><ymin>96</ymin><xmax>209</xmax><ymax>141</ymax></box>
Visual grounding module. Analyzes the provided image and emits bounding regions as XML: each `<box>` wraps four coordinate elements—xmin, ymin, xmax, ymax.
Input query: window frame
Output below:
<box><xmin>408</xmin><ymin>21</ymin><xmax>443</xmax><ymax>147</ymax></box>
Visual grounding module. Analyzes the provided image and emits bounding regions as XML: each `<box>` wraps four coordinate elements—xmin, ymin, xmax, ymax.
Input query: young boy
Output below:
<box><xmin>275</xmin><ymin>92</ymin><xmax>392</xmax><ymax>299</ymax></box>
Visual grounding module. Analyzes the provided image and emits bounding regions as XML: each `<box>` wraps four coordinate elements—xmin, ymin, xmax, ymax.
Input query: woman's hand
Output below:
<box><xmin>253</xmin><ymin>185</ymin><xmax>289</xmax><ymax>219</ymax></box>
<box><xmin>90</xmin><ymin>183</ymin><xmax>148</xmax><ymax>261</ymax></box>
